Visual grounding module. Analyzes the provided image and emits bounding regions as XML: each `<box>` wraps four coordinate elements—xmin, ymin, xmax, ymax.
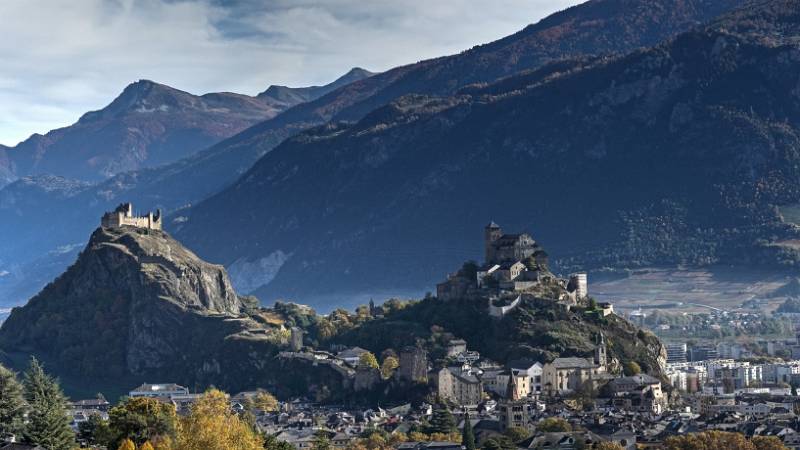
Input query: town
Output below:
<box><xmin>3</xmin><ymin>218</ymin><xmax>800</xmax><ymax>450</ymax></box>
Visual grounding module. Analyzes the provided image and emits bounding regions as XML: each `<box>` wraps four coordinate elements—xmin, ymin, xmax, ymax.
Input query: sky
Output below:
<box><xmin>0</xmin><ymin>0</ymin><xmax>579</xmax><ymax>147</ymax></box>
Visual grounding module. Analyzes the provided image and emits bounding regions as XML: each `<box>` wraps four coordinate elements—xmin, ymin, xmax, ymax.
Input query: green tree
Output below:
<box><xmin>22</xmin><ymin>358</ymin><xmax>74</xmax><ymax>450</ymax></box>
<box><xmin>623</xmin><ymin>361</ymin><xmax>642</xmax><ymax>376</ymax></box>
<box><xmin>428</xmin><ymin>404</ymin><xmax>456</xmax><ymax>434</ymax></box>
<box><xmin>265</xmin><ymin>433</ymin><xmax>297</xmax><ymax>450</ymax></box>
<box><xmin>108</xmin><ymin>396</ymin><xmax>177</xmax><ymax>447</ymax></box>
<box><xmin>537</xmin><ymin>417</ymin><xmax>571</xmax><ymax>433</ymax></box>
<box><xmin>359</xmin><ymin>352</ymin><xmax>379</xmax><ymax>369</ymax></box>
<box><xmin>313</xmin><ymin>431</ymin><xmax>331</xmax><ymax>450</ymax></box>
<box><xmin>462</xmin><ymin>413</ymin><xmax>476</xmax><ymax>450</ymax></box>
<box><xmin>0</xmin><ymin>363</ymin><xmax>26</xmax><ymax>438</ymax></box>
<box><xmin>503</xmin><ymin>426</ymin><xmax>531</xmax><ymax>443</ymax></box>
<box><xmin>380</xmin><ymin>356</ymin><xmax>399</xmax><ymax>379</ymax></box>
<box><xmin>78</xmin><ymin>412</ymin><xmax>113</xmax><ymax>446</ymax></box>
<box><xmin>482</xmin><ymin>436</ymin><xmax>515</xmax><ymax>450</ymax></box>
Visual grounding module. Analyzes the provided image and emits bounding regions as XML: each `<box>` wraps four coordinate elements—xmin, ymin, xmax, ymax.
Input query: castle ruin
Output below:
<box><xmin>101</xmin><ymin>203</ymin><xmax>162</xmax><ymax>231</ymax></box>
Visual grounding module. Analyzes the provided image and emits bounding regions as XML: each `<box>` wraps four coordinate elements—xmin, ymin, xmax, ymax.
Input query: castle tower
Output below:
<box><xmin>484</xmin><ymin>221</ymin><xmax>503</xmax><ymax>263</ymax></box>
<box><xmin>594</xmin><ymin>332</ymin><xmax>607</xmax><ymax>368</ymax></box>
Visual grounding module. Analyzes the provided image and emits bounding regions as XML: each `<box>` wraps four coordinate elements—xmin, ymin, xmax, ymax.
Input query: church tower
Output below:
<box><xmin>594</xmin><ymin>332</ymin><xmax>607</xmax><ymax>369</ymax></box>
<box><xmin>484</xmin><ymin>221</ymin><xmax>502</xmax><ymax>263</ymax></box>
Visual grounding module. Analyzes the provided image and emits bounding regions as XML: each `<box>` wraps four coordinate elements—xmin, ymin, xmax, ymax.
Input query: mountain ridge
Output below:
<box><xmin>175</xmin><ymin>0</ymin><xmax>800</xmax><ymax>306</ymax></box>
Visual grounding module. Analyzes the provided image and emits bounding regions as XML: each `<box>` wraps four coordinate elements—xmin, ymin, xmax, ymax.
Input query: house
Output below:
<box><xmin>508</xmin><ymin>360</ymin><xmax>544</xmax><ymax>396</ymax></box>
<box><xmin>498</xmin><ymin>371</ymin><xmax>537</xmax><ymax>432</ymax></box>
<box><xmin>129</xmin><ymin>383</ymin><xmax>189</xmax><ymax>399</ymax></box>
<box><xmin>437</xmin><ymin>366</ymin><xmax>484</xmax><ymax>406</ymax></box>
<box><xmin>337</xmin><ymin>347</ymin><xmax>370</xmax><ymax>367</ymax></box>
<box><xmin>526</xmin><ymin>431</ymin><xmax>606</xmax><ymax>449</ymax></box>
<box><xmin>0</xmin><ymin>444</ymin><xmax>46</xmax><ymax>450</ymax></box>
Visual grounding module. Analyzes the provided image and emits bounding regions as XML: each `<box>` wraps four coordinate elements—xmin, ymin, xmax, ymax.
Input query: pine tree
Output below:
<box><xmin>22</xmin><ymin>358</ymin><xmax>75</xmax><ymax>450</ymax></box>
<box><xmin>429</xmin><ymin>403</ymin><xmax>456</xmax><ymax>434</ymax></box>
<box><xmin>462</xmin><ymin>412</ymin><xmax>476</xmax><ymax>450</ymax></box>
<box><xmin>0</xmin><ymin>363</ymin><xmax>26</xmax><ymax>438</ymax></box>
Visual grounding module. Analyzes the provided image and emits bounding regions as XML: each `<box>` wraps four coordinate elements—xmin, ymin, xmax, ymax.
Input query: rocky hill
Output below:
<box><xmin>0</xmin><ymin>223</ymin><xmax>666</xmax><ymax>400</ymax></box>
<box><xmin>174</xmin><ymin>0</ymin><xmax>800</xmax><ymax>306</ymax></box>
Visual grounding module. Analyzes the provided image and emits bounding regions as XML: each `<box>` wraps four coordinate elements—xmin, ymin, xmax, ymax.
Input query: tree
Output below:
<box><xmin>78</xmin><ymin>412</ymin><xmax>113</xmax><ymax>446</ymax></box>
<box><xmin>313</xmin><ymin>431</ymin><xmax>331</xmax><ymax>450</ymax></box>
<box><xmin>359</xmin><ymin>352</ymin><xmax>379</xmax><ymax>369</ymax></box>
<box><xmin>0</xmin><ymin>363</ymin><xmax>25</xmax><ymax>438</ymax></box>
<box><xmin>381</xmin><ymin>356</ymin><xmax>399</xmax><ymax>379</ymax></box>
<box><xmin>253</xmin><ymin>390</ymin><xmax>279</xmax><ymax>412</ymax></box>
<box><xmin>482</xmin><ymin>436</ymin><xmax>515</xmax><ymax>450</ymax></box>
<box><xmin>140</xmin><ymin>442</ymin><xmax>155</xmax><ymax>450</ymax></box>
<box><xmin>175</xmin><ymin>389</ymin><xmax>263</xmax><ymax>450</ymax></box>
<box><xmin>751</xmin><ymin>436</ymin><xmax>789</xmax><ymax>450</ymax></box>
<box><xmin>117</xmin><ymin>439</ymin><xmax>136</xmax><ymax>450</ymax></box>
<box><xmin>503</xmin><ymin>426</ymin><xmax>531</xmax><ymax>443</ymax></box>
<box><xmin>108</xmin><ymin>396</ymin><xmax>177</xmax><ymax>447</ymax></box>
<box><xmin>664</xmin><ymin>431</ymin><xmax>788</xmax><ymax>450</ymax></box>
<box><xmin>623</xmin><ymin>361</ymin><xmax>642</xmax><ymax>376</ymax></box>
<box><xmin>595</xmin><ymin>443</ymin><xmax>624</xmax><ymax>450</ymax></box>
<box><xmin>428</xmin><ymin>404</ymin><xmax>456</xmax><ymax>434</ymax></box>
<box><xmin>462</xmin><ymin>413</ymin><xmax>476</xmax><ymax>450</ymax></box>
<box><xmin>537</xmin><ymin>417</ymin><xmax>571</xmax><ymax>433</ymax></box>
<box><xmin>22</xmin><ymin>358</ymin><xmax>74</xmax><ymax>450</ymax></box>
<box><xmin>264</xmin><ymin>434</ymin><xmax>297</xmax><ymax>450</ymax></box>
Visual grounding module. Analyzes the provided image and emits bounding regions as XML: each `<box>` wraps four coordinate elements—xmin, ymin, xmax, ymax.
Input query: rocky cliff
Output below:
<box><xmin>0</xmin><ymin>226</ymin><xmax>270</xmax><ymax>384</ymax></box>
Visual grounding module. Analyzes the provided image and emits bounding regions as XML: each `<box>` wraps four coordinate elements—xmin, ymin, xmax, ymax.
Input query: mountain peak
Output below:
<box><xmin>257</xmin><ymin>67</ymin><xmax>374</xmax><ymax>105</ymax></box>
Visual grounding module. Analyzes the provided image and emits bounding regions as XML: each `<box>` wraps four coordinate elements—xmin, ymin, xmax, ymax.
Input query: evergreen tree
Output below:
<box><xmin>0</xmin><ymin>363</ymin><xmax>26</xmax><ymax>438</ymax></box>
<box><xmin>22</xmin><ymin>358</ymin><xmax>75</xmax><ymax>450</ymax></box>
<box><xmin>462</xmin><ymin>412</ymin><xmax>476</xmax><ymax>450</ymax></box>
<box><xmin>429</xmin><ymin>403</ymin><xmax>456</xmax><ymax>434</ymax></box>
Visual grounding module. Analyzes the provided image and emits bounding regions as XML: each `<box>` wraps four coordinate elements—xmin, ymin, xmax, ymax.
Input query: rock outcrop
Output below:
<box><xmin>0</xmin><ymin>227</ymin><xmax>266</xmax><ymax>382</ymax></box>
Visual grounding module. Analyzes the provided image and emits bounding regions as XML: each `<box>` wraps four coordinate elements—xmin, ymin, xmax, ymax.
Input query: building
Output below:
<box><xmin>688</xmin><ymin>344</ymin><xmax>719</xmax><ymax>362</ymax></box>
<box><xmin>129</xmin><ymin>383</ymin><xmax>189</xmax><ymax>399</ymax></box>
<box><xmin>398</xmin><ymin>346</ymin><xmax>428</xmax><ymax>383</ymax></box>
<box><xmin>337</xmin><ymin>347</ymin><xmax>370</xmax><ymax>367</ymax></box>
<box><xmin>543</xmin><ymin>357</ymin><xmax>603</xmax><ymax>396</ymax></box>
<box><xmin>101</xmin><ymin>203</ymin><xmax>162</xmax><ymax>230</ymax></box>
<box><xmin>567</xmin><ymin>273</ymin><xmax>588</xmax><ymax>299</ymax></box>
<box><xmin>666</xmin><ymin>343</ymin><xmax>688</xmax><ymax>364</ymax></box>
<box><xmin>437</xmin><ymin>366</ymin><xmax>483</xmax><ymax>406</ymax></box>
<box><xmin>446</xmin><ymin>339</ymin><xmax>467</xmax><ymax>357</ymax></box>
<box><xmin>607</xmin><ymin>374</ymin><xmax>666</xmax><ymax>414</ymax></box>
<box><xmin>497</xmin><ymin>371</ymin><xmax>537</xmax><ymax>432</ymax></box>
<box><xmin>484</xmin><ymin>222</ymin><xmax>538</xmax><ymax>265</ymax></box>
<box><xmin>290</xmin><ymin>327</ymin><xmax>304</xmax><ymax>352</ymax></box>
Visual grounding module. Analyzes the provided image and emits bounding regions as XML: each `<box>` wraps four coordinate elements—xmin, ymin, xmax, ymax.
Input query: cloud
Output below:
<box><xmin>0</xmin><ymin>0</ymin><xmax>579</xmax><ymax>146</ymax></box>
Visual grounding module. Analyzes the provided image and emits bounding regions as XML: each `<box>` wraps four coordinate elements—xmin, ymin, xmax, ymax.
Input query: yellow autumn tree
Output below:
<box><xmin>594</xmin><ymin>443</ymin><xmax>624</xmax><ymax>450</ymax></box>
<box><xmin>254</xmin><ymin>390</ymin><xmax>279</xmax><ymax>412</ymax></box>
<box><xmin>175</xmin><ymin>389</ymin><xmax>263</xmax><ymax>450</ymax></box>
<box><xmin>118</xmin><ymin>438</ymin><xmax>136</xmax><ymax>450</ymax></box>
<box><xmin>664</xmin><ymin>431</ymin><xmax>787</xmax><ymax>450</ymax></box>
<box><xmin>140</xmin><ymin>442</ymin><xmax>155</xmax><ymax>450</ymax></box>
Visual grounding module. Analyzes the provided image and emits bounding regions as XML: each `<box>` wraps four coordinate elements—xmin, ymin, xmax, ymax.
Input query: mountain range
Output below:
<box><xmin>177</xmin><ymin>0</ymin><xmax>800</xmax><ymax>306</ymax></box>
<box><xmin>0</xmin><ymin>68</ymin><xmax>374</xmax><ymax>185</ymax></box>
<box><xmin>0</xmin><ymin>0</ymin><xmax>770</xmax><ymax>310</ymax></box>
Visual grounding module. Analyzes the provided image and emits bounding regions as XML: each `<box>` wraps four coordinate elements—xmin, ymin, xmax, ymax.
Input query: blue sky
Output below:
<box><xmin>0</xmin><ymin>0</ymin><xmax>579</xmax><ymax>146</ymax></box>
